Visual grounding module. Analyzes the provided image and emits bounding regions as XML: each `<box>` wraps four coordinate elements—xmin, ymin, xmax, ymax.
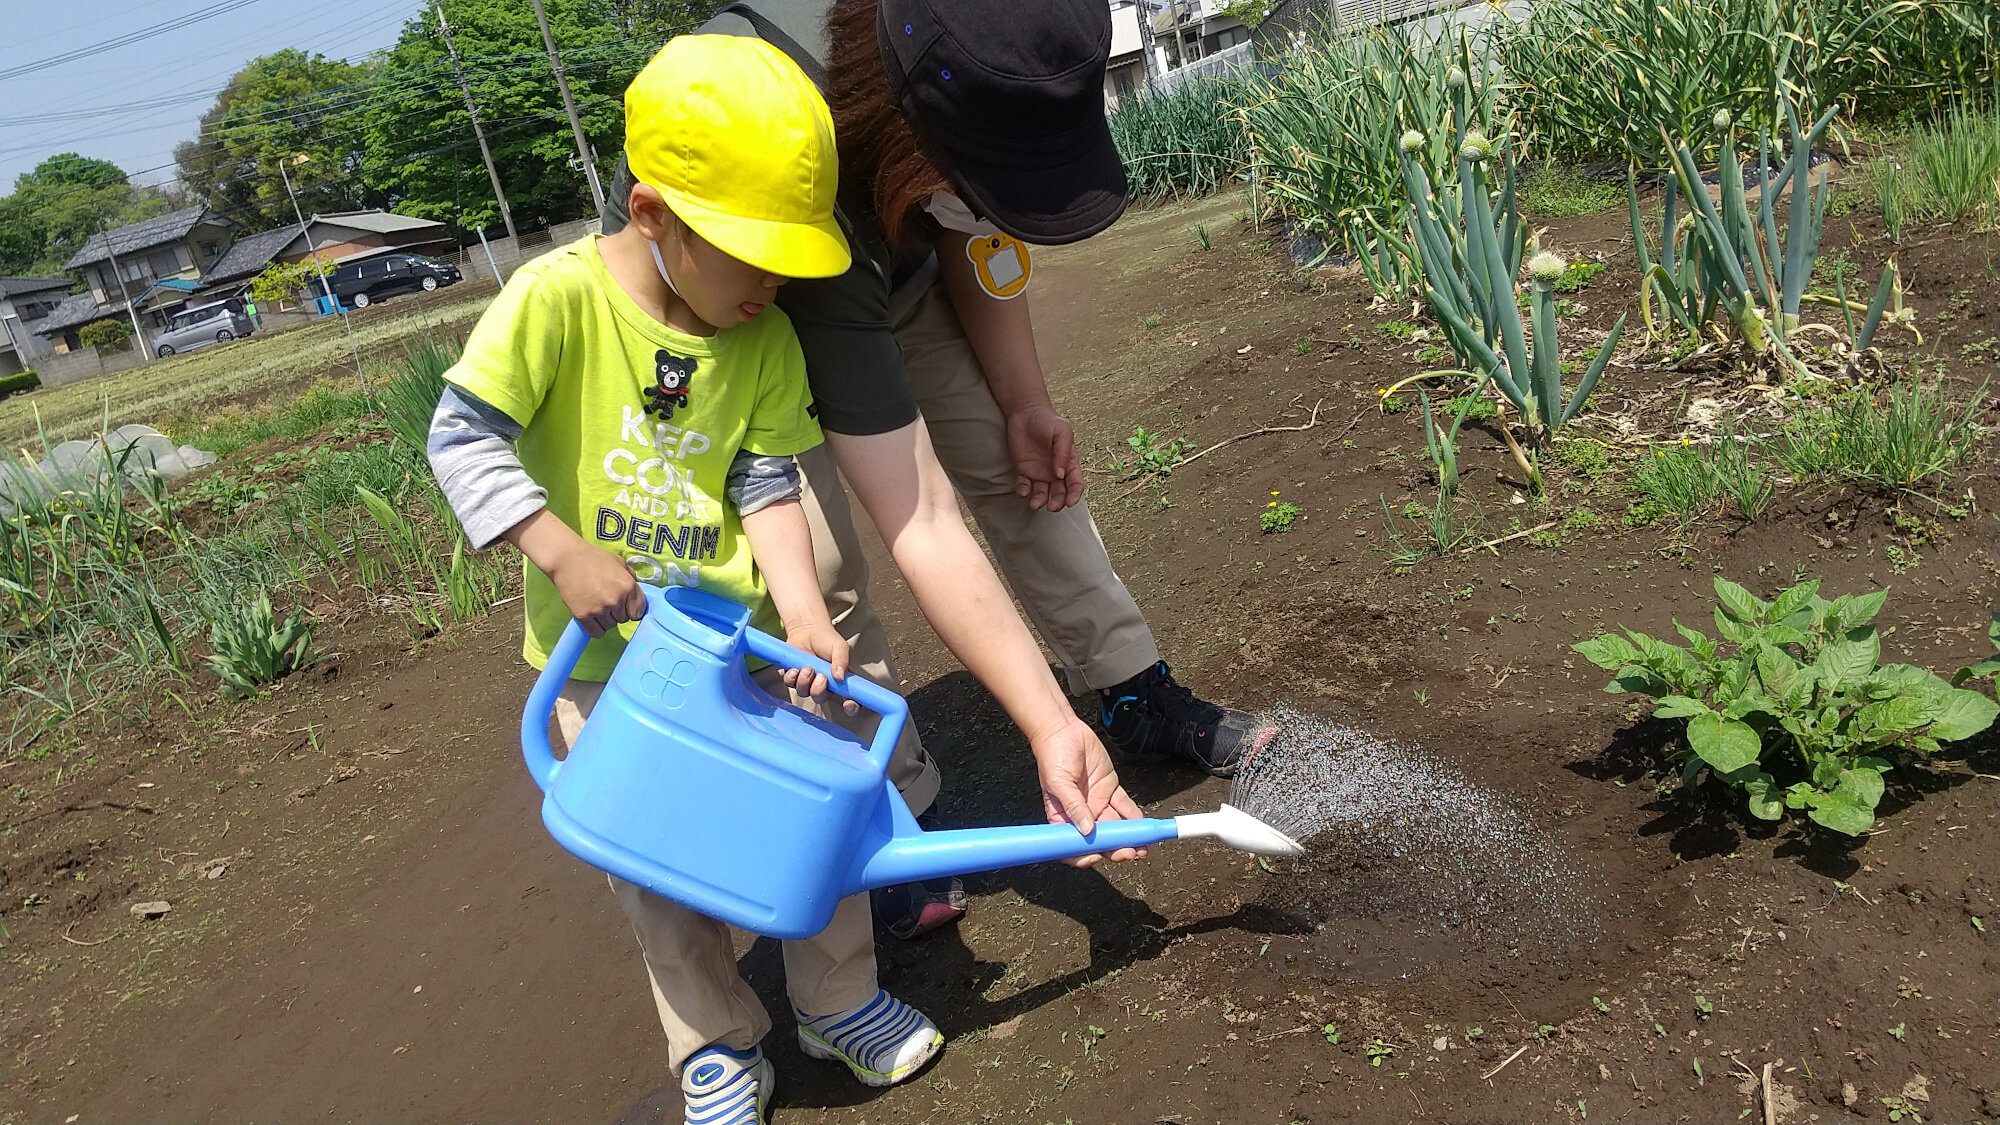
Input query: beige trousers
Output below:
<box><xmin>555</xmin><ymin>677</ymin><xmax>879</xmax><ymax>1076</ymax></box>
<box><xmin>801</xmin><ymin>281</ymin><xmax>1161</xmax><ymax>696</ymax></box>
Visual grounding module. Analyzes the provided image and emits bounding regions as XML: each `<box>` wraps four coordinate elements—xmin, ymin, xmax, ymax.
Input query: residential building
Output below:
<box><xmin>0</xmin><ymin>276</ymin><xmax>71</xmax><ymax>376</ymax></box>
<box><xmin>195</xmin><ymin>210</ymin><xmax>455</xmax><ymax>305</ymax></box>
<box><xmin>63</xmin><ymin>206</ymin><xmax>235</xmax><ymax>326</ymax></box>
<box><xmin>1148</xmin><ymin>0</ymin><xmax>1252</xmax><ymax>72</ymax></box>
<box><xmin>1106</xmin><ymin>0</ymin><xmax>1150</xmax><ymax>108</ymax></box>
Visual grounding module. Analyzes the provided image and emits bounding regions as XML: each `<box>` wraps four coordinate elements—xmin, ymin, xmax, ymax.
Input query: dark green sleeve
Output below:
<box><xmin>774</xmin><ymin>271</ymin><xmax>920</xmax><ymax>436</ymax></box>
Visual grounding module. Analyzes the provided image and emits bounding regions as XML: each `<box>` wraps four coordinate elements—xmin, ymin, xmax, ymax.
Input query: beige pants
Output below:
<box><xmin>800</xmin><ymin>281</ymin><xmax>1161</xmax><ymax>696</ymax></box>
<box><xmin>556</xmin><ymin>677</ymin><xmax>879</xmax><ymax>1076</ymax></box>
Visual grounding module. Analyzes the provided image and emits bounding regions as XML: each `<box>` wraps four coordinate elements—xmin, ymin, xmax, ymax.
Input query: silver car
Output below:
<box><xmin>152</xmin><ymin>300</ymin><xmax>254</xmax><ymax>357</ymax></box>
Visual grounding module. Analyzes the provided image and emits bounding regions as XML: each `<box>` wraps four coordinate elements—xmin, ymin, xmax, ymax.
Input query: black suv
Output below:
<box><xmin>328</xmin><ymin>254</ymin><xmax>461</xmax><ymax>308</ymax></box>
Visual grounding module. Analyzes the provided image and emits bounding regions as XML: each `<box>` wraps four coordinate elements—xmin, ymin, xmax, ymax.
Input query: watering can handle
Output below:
<box><xmin>741</xmin><ymin>628</ymin><xmax>909</xmax><ymax>775</ymax></box>
<box><xmin>521</xmin><ymin>618</ymin><xmax>591</xmax><ymax>792</ymax></box>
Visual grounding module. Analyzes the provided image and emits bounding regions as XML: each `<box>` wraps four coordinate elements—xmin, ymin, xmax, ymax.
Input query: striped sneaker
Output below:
<box><xmin>795</xmin><ymin>990</ymin><xmax>942</xmax><ymax>1087</ymax></box>
<box><xmin>681</xmin><ymin>1044</ymin><xmax>772</xmax><ymax>1125</ymax></box>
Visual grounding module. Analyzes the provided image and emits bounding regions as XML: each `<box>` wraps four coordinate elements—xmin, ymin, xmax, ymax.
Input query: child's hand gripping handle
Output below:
<box><xmin>521</xmin><ymin>618</ymin><xmax>591</xmax><ymax>792</ymax></box>
<box><xmin>742</xmin><ymin>629</ymin><xmax>908</xmax><ymax>774</ymax></box>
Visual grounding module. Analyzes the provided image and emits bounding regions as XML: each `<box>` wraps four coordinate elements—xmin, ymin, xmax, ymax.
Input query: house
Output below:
<box><xmin>0</xmin><ymin>276</ymin><xmax>72</xmax><ymax>376</ymax></box>
<box><xmin>63</xmin><ymin>206</ymin><xmax>236</xmax><ymax>331</ymax></box>
<box><xmin>195</xmin><ymin>210</ymin><xmax>456</xmax><ymax>305</ymax></box>
<box><xmin>1106</xmin><ymin>0</ymin><xmax>1150</xmax><ymax>108</ymax></box>
<box><xmin>1148</xmin><ymin>0</ymin><xmax>1253</xmax><ymax>73</ymax></box>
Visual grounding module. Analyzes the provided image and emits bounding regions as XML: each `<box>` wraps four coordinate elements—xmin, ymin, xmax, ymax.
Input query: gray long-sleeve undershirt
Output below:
<box><xmin>427</xmin><ymin>384</ymin><xmax>804</xmax><ymax>551</ymax></box>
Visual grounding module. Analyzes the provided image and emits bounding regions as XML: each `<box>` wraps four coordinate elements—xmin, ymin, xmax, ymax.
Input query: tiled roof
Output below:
<box><xmin>200</xmin><ymin>227</ymin><xmax>299</xmax><ymax>286</ymax></box>
<box><xmin>64</xmin><ymin>206</ymin><xmax>213</xmax><ymax>270</ymax></box>
<box><xmin>25</xmin><ymin>292</ymin><xmax>127</xmax><ymax>336</ymax></box>
<box><xmin>0</xmin><ymin>276</ymin><xmax>71</xmax><ymax>298</ymax></box>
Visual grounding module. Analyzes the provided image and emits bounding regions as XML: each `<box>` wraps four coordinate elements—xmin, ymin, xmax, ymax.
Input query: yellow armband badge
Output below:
<box><xmin>967</xmin><ymin>233</ymin><xmax>1031</xmax><ymax>299</ymax></box>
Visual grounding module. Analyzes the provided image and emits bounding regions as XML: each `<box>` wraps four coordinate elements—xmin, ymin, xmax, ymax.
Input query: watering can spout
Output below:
<box><xmin>847</xmin><ymin>794</ymin><xmax>1304</xmax><ymax>893</ymax></box>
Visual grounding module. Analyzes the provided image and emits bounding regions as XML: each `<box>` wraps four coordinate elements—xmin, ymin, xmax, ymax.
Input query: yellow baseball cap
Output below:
<box><xmin>624</xmin><ymin>36</ymin><xmax>850</xmax><ymax>279</ymax></box>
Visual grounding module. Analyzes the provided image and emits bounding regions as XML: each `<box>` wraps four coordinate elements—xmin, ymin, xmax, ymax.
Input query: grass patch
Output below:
<box><xmin>1867</xmin><ymin>100</ymin><xmax>2000</xmax><ymax>240</ymax></box>
<box><xmin>1774</xmin><ymin>382</ymin><xmax>1985</xmax><ymax>490</ymax></box>
<box><xmin>1553</xmin><ymin>437</ymin><xmax>1616</xmax><ymax>479</ymax></box>
<box><xmin>1521</xmin><ymin>164</ymin><xmax>1623</xmax><ymax>216</ymax></box>
<box><xmin>1108</xmin><ymin>77</ymin><xmax>1251</xmax><ymax>202</ymax></box>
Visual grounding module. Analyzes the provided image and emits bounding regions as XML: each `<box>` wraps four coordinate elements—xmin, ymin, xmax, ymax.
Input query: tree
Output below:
<box><xmin>590</xmin><ymin>0</ymin><xmax>727</xmax><ymax>38</ymax></box>
<box><xmin>248</xmin><ymin>256</ymin><xmax>331</xmax><ymax>305</ymax></box>
<box><xmin>0</xmin><ymin>154</ymin><xmax>166</xmax><ymax>277</ymax></box>
<box><xmin>175</xmin><ymin>49</ymin><xmax>380</xmax><ymax>231</ymax></box>
<box><xmin>357</xmin><ymin>0</ymin><xmax>646</xmax><ymax>230</ymax></box>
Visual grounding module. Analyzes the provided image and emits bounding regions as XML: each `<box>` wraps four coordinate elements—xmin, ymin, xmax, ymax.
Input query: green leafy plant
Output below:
<box><xmin>1193</xmin><ymin>222</ymin><xmax>1213</xmax><ymax>251</ymax></box>
<box><xmin>1260</xmin><ymin>501</ymin><xmax>1301</xmax><ymax>534</ymax></box>
<box><xmin>204</xmin><ymin>591</ymin><xmax>320</xmax><ymax>698</ymax></box>
<box><xmin>0</xmin><ymin>370</ymin><xmax>40</xmax><ymax>399</ymax></box>
<box><xmin>1108</xmin><ymin>77</ymin><xmax>1250</xmax><ymax>201</ymax></box>
<box><xmin>1574</xmin><ymin>577</ymin><xmax>1999</xmax><ymax>834</ymax></box>
<box><xmin>1521</xmin><ymin>163</ymin><xmax>1622</xmax><ymax>216</ymax></box>
<box><xmin>247</xmin><ymin>256</ymin><xmax>334</xmax><ymax>307</ymax></box>
<box><xmin>1322</xmin><ymin>1023</ymin><xmax>1341</xmax><ymax>1045</ymax></box>
<box><xmin>1364</xmin><ymin>1038</ymin><xmax>1396</xmax><ymax>1066</ymax></box>
<box><xmin>377</xmin><ymin>335</ymin><xmax>459</xmax><ymax>457</ymax></box>
<box><xmin>1551</xmin><ymin>261</ymin><xmax>1606</xmax><ymax>292</ymax></box>
<box><xmin>1118</xmin><ymin>426</ymin><xmax>1191</xmax><ymax>480</ymax></box>
<box><xmin>1953</xmin><ymin>612</ymin><xmax>2000</xmax><ymax>689</ymax></box>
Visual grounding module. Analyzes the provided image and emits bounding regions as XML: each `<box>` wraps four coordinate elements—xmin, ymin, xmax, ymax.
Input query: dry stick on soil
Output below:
<box><xmin>1113</xmin><ymin>399</ymin><xmax>1327</xmax><ymax>501</ymax></box>
<box><xmin>61</xmin><ymin>922</ymin><xmax>113</xmax><ymax>947</ymax></box>
<box><xmin>1252</xmin><ymin>1025</ymin><xmax>1310</xmax><ymax>1044</ymax></box>
<box><xmin>1460</xmin><ymin>521</ymin><xmax>1558</xmax><ymax>555</ymax></box>
<box><xmin>1482</xmin><ymin>1044</ymin><xmax>1530</xmax><ymax>1081</ymax></box>
<box><xmin>1762</xmin><ymin>1061</ymin><xmax>1776</xmax><ymax>1125</ymax></box>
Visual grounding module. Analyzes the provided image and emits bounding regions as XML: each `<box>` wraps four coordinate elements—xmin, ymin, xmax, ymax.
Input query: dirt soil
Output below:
<box><xmin>4</xmin><ymin>192</ymin><xmax>1997</xmax><ymax>1125</ymax></box>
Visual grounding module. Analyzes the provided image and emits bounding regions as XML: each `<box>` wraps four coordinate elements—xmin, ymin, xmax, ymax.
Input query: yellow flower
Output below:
<box><xmin>1681</xmin><ymin>437</ymin><xmax>1691</xmax><ymax>446</ymax></box>
<box><xmin>1267</xmin><ymin>501</ymin><xmax>1278</xmax><ymax>507</ymax></box>
<box><xmin>1271</xmin><ymin>490</ymin><xmax>1281</xmax><ymax>496</ymax></box>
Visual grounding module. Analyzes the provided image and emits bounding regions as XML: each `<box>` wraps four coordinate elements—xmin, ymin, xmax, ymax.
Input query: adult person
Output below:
<box><xmin>603</xmin><ymin>0</ymin><xmax>1273</xmax><ymax>938</ymax></box>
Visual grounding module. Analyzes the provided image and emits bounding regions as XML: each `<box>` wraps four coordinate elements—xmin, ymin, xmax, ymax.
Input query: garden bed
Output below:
<box><xmin>1</xmin><ymin>191</ymin><xmax>1995</xmax><ymax>1123</ymax></box>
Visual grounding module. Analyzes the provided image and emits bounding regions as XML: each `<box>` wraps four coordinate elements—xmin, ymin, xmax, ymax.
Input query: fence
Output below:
<box><xmin>1149</xmin><ymin>40</ymin><xmax>1259</xmax><ymax>97</ymax></box>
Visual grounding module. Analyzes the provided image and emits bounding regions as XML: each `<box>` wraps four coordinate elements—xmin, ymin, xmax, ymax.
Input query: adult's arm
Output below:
<box><xmin>826</xmin><ymin>421</ymin><xmax>1143</xmax><ymax>863</ymax></box>
<box><xmin>934</xmin><ymin>229</ymin><xmax>1083</xmax><ymax>513</ymax></box>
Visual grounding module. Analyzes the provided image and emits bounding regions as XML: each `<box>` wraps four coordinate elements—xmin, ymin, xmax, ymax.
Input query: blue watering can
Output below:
<box><xmin>523</xmin><ymin>584</ymin><xmax>1302</xmax><ymax>940</ymax></box>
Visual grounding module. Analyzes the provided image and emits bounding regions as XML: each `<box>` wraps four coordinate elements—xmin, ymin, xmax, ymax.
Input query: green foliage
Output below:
<box><xmin>1239</xmin><ymin>26</ymin><xmax>1501</xmax><ymax>297</ymax></box>
<box><xmin>1552</xmin><ymin>437</ymin><xmax>1614</xmax><ymax>479</ymax></box>
<box><xmin>357</xmin><ymin>0</ymin><xmax>644</xmax><ymax>231</ymax></box>
<box><xmin>1194</xmin><ymin>222</ymin><xmax>1213</xmax><ymax>251</ymax></box>
<box><xmin>1260</xmin><ymin>501</ymin><xmax>1300</xmax><ymax>533</ymax></box>
<box><xmin>248</xmin><ymin>257</ymin><xmax>332</xmax><ymax>307</ymax></box>
<box><xmin>1109</xmin><ymin>78</ymin><xmax>1250</xmax><ymax>201</ymax></box>
<box><xmin>203</xmin><ymin>591</ymin><xmax>320</xmax><ymax>698</ymax></box>
<box><xmin>1398</xmin><ymin>124</ymin><xmax>1626</xmax><ymax>466</ymax></box>
<box><xmin>174</xmin><ymin>50</ymin><xmax>380</xmax><ymax>231</ymax></box>
<box><xmin>1551</xmin><ymin>261</ymin><xmax>1607</xmax><ymax>292</ymax></box>
<box><xmin>378</xmin><ymin>336</ymin><xmax>460</xmax><ymax>456</ymax></box>
<box><xmin>77</xmin><ymin>319</ymin><xmax>131</xmax><ymax>352</ymax></box>
<box><xmin>1772</xmin><ymin>381</ymin><xmax>1984</xmax><ymax>490</ymax></box>
<box><xmin>1521</xmin><ymin>164</ymin><xmax>1622</xmax><ymax>216</ymax></box>
<box><xmin>1634</xmin><ymin>429</ymin><xmax>1771</xmax><ymax>523</ymax></box>
<box><xmin>1574</xmin><ymin>577</ymin><xmax>1999</xmax><ymax>834</ymax></box>
<box><xmin>1116</xmin><ymin>426</ymin><xmax>1190</xmax><ymax>480</ymax></box>
<box><xmin>1497</xmin><ymin>0</ymin><xmax>1991</xmax><ymax>169</ymax></box>
<box><xmin>0</xmin><ymin>371</ymin><xmax>40</xmax><ymax>399</ymax></box>
<box><xmin>1867</xmin><ymin>99</ymin><xmax>2000</xmax><ymax>238</ymax></box>
<box><xmin>0</xmin><ymin>153</ymin><xmax>170</xmax><ymax>277</ymax></box>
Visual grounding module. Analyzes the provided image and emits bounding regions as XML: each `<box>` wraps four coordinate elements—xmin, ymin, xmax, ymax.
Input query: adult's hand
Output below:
<box><xmin>1028</xmin><ymin>714</ymin><xmax>1146</xmax><ymax>867</ymax></box>
<box><xmin>1004</xmin><ymin>403</ymin><xmax>1084</xmax><ymax>513</ymax></box>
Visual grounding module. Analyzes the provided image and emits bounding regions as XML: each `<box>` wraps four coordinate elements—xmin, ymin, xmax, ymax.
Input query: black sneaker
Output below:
<box><xmin>1098</xmin><ymin>662</ymin><xmax>1273</xmax><ymax>778</ymax></box>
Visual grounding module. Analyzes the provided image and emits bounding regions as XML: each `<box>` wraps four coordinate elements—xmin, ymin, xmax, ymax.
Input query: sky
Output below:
<box><xmin>0</xmin><ymin>0</ymin><xmax>432</xmax><ymax>193</ymax></box>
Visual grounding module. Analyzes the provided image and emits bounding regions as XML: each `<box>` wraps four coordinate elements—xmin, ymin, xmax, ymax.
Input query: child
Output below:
<box><xmin>427</xmin><ymin>35</ymin><xmax>941</xmax><ymax>1125</ymax></box>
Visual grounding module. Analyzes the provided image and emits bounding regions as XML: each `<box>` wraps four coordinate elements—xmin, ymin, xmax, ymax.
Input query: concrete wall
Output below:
<box><xmin>37</xmin><ymin>343</ymin><xmax>147</xmax><ymax>388</ymax></box>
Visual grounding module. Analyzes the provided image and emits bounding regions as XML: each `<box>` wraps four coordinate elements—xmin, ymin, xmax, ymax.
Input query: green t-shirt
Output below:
<box><xmin>449</xmin><ymin>235</ymin><xmax>822</xmax><ymax>681</ymax></box>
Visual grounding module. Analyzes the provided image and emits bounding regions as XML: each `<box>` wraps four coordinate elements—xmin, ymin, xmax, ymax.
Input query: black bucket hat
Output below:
<box><xmin>877</xmin><ymin>0</ymin><xmax>1130</xmax><ymax>244</ymax></box>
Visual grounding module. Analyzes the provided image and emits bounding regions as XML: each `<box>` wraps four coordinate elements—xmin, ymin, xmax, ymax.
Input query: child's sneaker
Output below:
<box><xmin>681</xmin><ymin>1044</ymin><xmax>772</xmax><ymax>1125</ymax></box>
<box><xmin>795</xmin><ymin>989</ymin><xmax>942</xmax><ymax>1087</ymax></box>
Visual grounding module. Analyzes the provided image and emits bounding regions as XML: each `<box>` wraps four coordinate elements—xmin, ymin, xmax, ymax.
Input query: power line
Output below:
<box><xmin>0</xmin><ymin>0</ymin><xmax>268</xmax><ymax>82</ymax></box>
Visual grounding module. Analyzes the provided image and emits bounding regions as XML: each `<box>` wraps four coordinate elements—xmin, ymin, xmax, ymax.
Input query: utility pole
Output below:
<box><xmin>280</xmin><ymin>155</ymin><xmax>369</xmax><ymax>398</ymax></box>
<box><xmin>435</xmin><ymin>0</ymin><xmax>517</xmax><ymax>238</ymax></box>
<box><xmin>529</xmin><ymin>0</ymin><xmax>604</xmax><ymax>216</ymax></box>
<box><xmin>97</xmin><ymin>220</ymin><xmax>151</xmax><ymax>361</ymax></box>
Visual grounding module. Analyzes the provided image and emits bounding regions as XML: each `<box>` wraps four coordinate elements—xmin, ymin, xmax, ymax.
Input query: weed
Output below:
<box><xmin>1463</xmin><ymin>1026</ymin><xmax>1484</xmax><ymax>1042</ymax></box>
<box><xmin>204</xmin><ymin>592</ymin><xmax>320</xmax><ymax>699</ymax></box>
<box><xmin>1693</xmin><ymin>995</ymin><xmax>1713</xmax><ymax>1019</ymax></box>
<box><xmin>1881</xmin><ymin>1094</ymin><xmax>1925</xmax><ymax>1122</ymax></box>
<box><xmin>1379</xmin><ymin>320</ymin><xmax>1420</xmax><ymax>343</ymax></box>
<box><xmin>1142</xmin><ymin>313</ymin><xmax>1162</xmax><ymax>329</ymax></box>
<box><xmin>1522</xmin><ymin>163</ymin><xmax>1623</xmax><ymax>215</ymax></box>
<box><xmin>1774</xmin><ymin>382</ymin><xmax>1984</xmax><ymax>492</ymax></box>
<box><xmin>1551</xmin><ymin>261</ymin><xmax>1607</xmax><ymax>292</ymax></box>
<box><xmin>1575</xmin><ymin>577</ymin><xmax>2000</xmax><ymax>834</ymax></box>
<box><xmin>1261</xmin><ymin>501</ymin><xmax>1301</xmax><ymax>534</ymax></box>
<box><xmin>1194</xmin><ymin>223</ymin><xmax>1213</xmax><ymax>251</ymax></box>
<box><xmin>1416</xmin><ymin>344</ymin><xmax>1453</xmax><ymax>366</ymax></box>
<box><xmin>1885</xmin><ymin>544</ymin><xmax>1923</xmax><ymax>574</ymax></box>
<box><xmin>1552</xmin><ymin>438</ymin><xmax>1614</xmax><ymax>480</ymax></box>
<box><xmin>1291</xmin><ymin>337</ymin><xmax>1314</xmax><ymax>356</ymax></box>
<box><xmin>1364</xmin><ymin>1039</ymin><xmax>1396</xmax><ymax>1066</ymax></box>
<box><xmin>1564</xmin><ymin>508</ymin><xmax>1604</xmax><ymax>533</ymax></box>
<box><xmin>1116</xmin><ymin>427</ymin><xmax>1191</xmax><ymax>480</ymax></box>
<box><xmin>1322</xmin><ymin>1023</ymin><xmax>1341</xmax><ymax>1045</ymax></box>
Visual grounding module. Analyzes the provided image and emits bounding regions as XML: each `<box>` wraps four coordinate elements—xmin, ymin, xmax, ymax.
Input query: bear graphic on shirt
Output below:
<box><xmin>644</xmin><ymin>349</ymin><xmax>697</xmax><ymax>421</ymax></box>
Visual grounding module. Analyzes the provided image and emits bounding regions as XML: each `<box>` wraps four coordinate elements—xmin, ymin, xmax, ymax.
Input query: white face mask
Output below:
<box><xmin>648</xmin><ymin>237</ymin><xmax>682</xmax><ymax>298</ymax></box>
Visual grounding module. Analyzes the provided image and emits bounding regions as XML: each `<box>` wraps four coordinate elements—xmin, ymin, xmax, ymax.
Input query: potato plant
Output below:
<box><xmin>1575</xmin><ymin>578</ymin><xmax>1998</xmax><ymax>835</ymax></box>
